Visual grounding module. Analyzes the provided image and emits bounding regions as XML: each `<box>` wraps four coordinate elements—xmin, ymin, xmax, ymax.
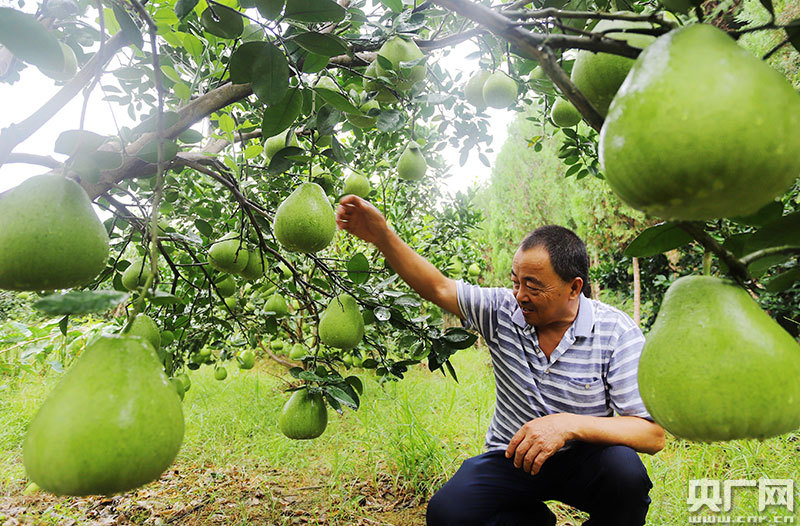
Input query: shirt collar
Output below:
<box><xmin>511</xmin><ymin>293</ymin><xmax>595</xmax><ymax>337</ymax></box>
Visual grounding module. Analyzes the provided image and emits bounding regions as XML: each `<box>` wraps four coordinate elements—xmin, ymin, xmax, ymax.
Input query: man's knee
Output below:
<box><xmin>427</xmin><ymin>482</ymin><xmax>479</xmax><ymax>526</ymax></box>
<box><xmin>597</xmin><ymin>445</ymin><xmax>652</xmax><ymax>501</ymax></box>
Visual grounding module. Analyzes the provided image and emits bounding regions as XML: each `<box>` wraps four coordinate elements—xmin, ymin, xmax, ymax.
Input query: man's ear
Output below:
<box><xmin>569</xmin><ymin>277</ymin><xmax>583</xmax><ymax>298</ymax></box>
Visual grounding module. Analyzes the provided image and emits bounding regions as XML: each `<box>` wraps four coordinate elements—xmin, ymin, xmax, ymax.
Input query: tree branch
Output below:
<box><xmin>0</xmin><ymin>31</ymin><xmax>129</xmax><ymax>166</ymax></box>
<box><xmin>5</xmin><ymin>153</ymin><xmax>62</xmax><ymax>168</ymax></box>
<box><xmin>740</xmin><ymin>246</ymin><xmax>800</xmax><ymax>266</ymax></box>
<box><xmin>428</xmin><ymin>0</ymin><xmax>608</xmax><ymax>131</ymax></box>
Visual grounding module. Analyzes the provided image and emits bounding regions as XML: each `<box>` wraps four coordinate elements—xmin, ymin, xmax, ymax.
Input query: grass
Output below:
<box><xmin>1</xmin><ymin>345</ymin><xmax>799</xmax><ymax>524</ymax></box>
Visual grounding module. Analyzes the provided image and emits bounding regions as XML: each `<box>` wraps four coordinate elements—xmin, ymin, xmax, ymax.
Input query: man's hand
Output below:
<box><xmin>505</xmin><ymin>413</ymin><xmax>577</xmax><ymax>475</ymax></box>
<box><xmin>336</xmin><ymin>195</ymin><xmax>390</xmax><ymax>247</ymax></box>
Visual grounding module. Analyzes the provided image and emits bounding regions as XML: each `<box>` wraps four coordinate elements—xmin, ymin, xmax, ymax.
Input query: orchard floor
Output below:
<box><xmin>2</xmin><ymin>345</ymin><xmax>799</xmax><ymax>525</ymax></box>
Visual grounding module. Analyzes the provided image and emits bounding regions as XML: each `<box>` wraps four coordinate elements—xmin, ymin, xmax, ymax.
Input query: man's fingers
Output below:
<box><xmin>513</xmin><ymin>436</ymin><xmax>536</xmax><ymax>469</ymax></box>
<box><xmin>505</xmin><ymin>429</ymin><xmax>525</xmax><ymax>458</ymax></box>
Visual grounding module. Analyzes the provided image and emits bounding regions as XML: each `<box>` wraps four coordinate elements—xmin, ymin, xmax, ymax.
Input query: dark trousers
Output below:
<box><xmin>426</xmin><ymin>442</ymin><xmax>653</xmax><ymax>526</ymax></box>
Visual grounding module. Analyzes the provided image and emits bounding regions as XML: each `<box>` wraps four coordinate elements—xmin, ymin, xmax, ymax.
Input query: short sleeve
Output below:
<box><xmin>456</xmin><ymin>280</ymin><xmax>506</xmax><ymax>342</ymax></box>
<box><xmin>606</xmin><ymin>325</ymin><xmax>654</xmax><ymax>421</ymax></box>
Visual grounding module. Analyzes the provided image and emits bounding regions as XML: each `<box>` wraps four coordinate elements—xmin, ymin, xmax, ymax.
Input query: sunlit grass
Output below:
<box><xmin>2</xmin><ymin>345</ymin><xmax>799</xmax><ymax>523</ymax></box>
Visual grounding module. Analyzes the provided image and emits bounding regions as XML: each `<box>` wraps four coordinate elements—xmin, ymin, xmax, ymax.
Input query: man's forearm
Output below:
<box><xmin>570</xmin><ymin>415</ymin><xmax>665</xmax><ymax>454</ymax></box>
<box><xmin>374</xmin><ymin>228</ymin><xmax>460</xmax><ymax>316</ymax></box>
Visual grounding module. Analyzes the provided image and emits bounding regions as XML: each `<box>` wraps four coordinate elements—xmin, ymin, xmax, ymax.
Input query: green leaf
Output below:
<box><xmin>376</xmin><ymin>110</ymin><xmax>404</xmax><ymax>133</ymax></box>
<box><xmin>290</xmin><ymin>31</ymin><xmax>347</xmax><ymax>57</ymax></box>
<box><xmin>54</xmin><ymin>130</ymin><xmax>106</xmax><ymax>156</ymax></box>
<box><xmin>151</xmin><ymin>291</ymin><xmax>184</xmax><ymax>306</ymax></box>
<box><xmin>284</xmin><ymin>0</ymin><xmax>345</xmax><ymax>22</ymax></box>
<box><xmin>745</xmin><ymin>212</ymin><xmax>800</xmax><ymax>253</ymax></box>
<box><xmin>0</xmin><ymin>7</ymin><xmax>64</xmax><ymax>71</ymax></box>
<box><xmin>324</xmin><ymin>392</ymin><xmax>343</xmax><ymax>414</ymax></box>
<box><xmin>324</xmin><ymin>385</ymin><xmax>358</xmax><ymax>409</ymax></box>
<box><xmin>441</xmin><ymin>327</ymin><xmax>477</xmax><ymax>350</ymax></box>
<box><xmin>58</xmin><ymin>315</ymin><xmax>69</xmax><ymax>336</ymax></box>
<box><xmin>731</xmin><ymin>200</ymin><xmax>783</xmax><ymax>226</ymax></box>
<box><xmin>178</xmin><ymin>129</ymin><xmax>204</xmax><ymax>144</ymax></box>
<box><xmin>194</xmin><ymin>218</ymin><xmax>213</xmax><ymax>237</ymax></box>
<box><xmin>345</xmin><ymin>375</ymin><xmax>363</xmax><ymax>395</ymax></box>
<box><xmin>346</xmin><ymin>253</ymin><xmax>370</xmax><ymax>284</ymax></box>
<box><xmin>134</xmin><ymin>140</ymin><xmax>180</xmax><ymax>163</ymax></box>
<box><xmin>34</xmin><ymin>291</ymin><xmax>129</xmax><ymax>316</ymax></box>
<box><xmin>302</xmin><ymin>52</ymin><xmax>329</xmax><ymax>73</ymax></box>
<box><xmin>785</xmin><ymin>18</ymin><xmax>800</xmax><ymax>54</ymax></box>
<box><xmin>624</xmin><ymin>223</ymin><xmax>694</xmax><ymax>258</ymax></box>
<box><xmin>445</xmin><ymin>360</ymin><xmax>459</xmax><ymax>382</ymax></box>
<box><xmin>175</xmin><ymin>0</ymin><xmax>199</xmax><ymax>18</ymax></box>
<box><xmin>765</xmin><ymin>267</ymin><xmax>800</xmax><ymax>293</ymax></box>
<box><xmin>379</xmin><ymin>0</ymin><xmax>402</xmax><ymax>12</ymax></box>
<box><xmin>261</xmin><ymin>88</ymin><xmax>304</xmax><ymax>137</ymax></box>
<box><xmin>112</xmin><ymin>4</ymin><xmax>143</xmax><ymax>50</ymax></box>
<box><xmin>254</xmin><ymin>0</ymin><xmax>285</xmax><ymax>19</ymax></box>
<box><xmin>315</xmin><ymin>88</ymin><xmax>361</xmax><ymax>114</ymax></box>
<box><xmin>266</xmin><ymin>146</ymin><xmax>304</xmax><ymax>175</ymax></box>
<box><xmin>200</xmin><ymin>5</ymin><xmax>244</xmax><ymax>39</ymax></box>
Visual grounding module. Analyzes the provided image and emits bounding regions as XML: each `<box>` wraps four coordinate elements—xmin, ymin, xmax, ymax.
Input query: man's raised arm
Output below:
<box><xmin>335</xmin><ymin>195</ymin><xmax>461</xmax><ymax>317</ymax></box>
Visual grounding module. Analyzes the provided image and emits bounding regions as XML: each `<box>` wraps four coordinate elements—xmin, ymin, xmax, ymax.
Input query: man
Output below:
<box><xmin>335</xmin><ymin>195</ymin><xmax>665</xmax><ymax>526</ymax></box>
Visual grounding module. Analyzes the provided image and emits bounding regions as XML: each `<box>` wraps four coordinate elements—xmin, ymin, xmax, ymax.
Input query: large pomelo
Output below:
<box><xmin>600</xmin><ymin>24</ymin><xmax>800</xmax><ymax>220</ymax></box>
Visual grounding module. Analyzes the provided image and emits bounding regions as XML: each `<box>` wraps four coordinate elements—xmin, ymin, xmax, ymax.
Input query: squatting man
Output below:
<box><xmin>335</xmin><ymin>195</ymin><xmax>665</xmax><ymax>526</ymax></box>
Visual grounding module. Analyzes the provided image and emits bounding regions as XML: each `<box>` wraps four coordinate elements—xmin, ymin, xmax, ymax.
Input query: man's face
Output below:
<box><xmin>511</xmin><ymin>245</ymin><xmax>578</xmax><ymax>329</ymax></box>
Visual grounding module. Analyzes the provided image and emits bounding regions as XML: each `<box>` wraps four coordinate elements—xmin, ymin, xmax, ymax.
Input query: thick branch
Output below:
<box><xmin>0</xmin><ymin>32</ymin><xmax>129</xmax><ymax>166</ymax></box>
<box><xmin>428</xmin><ymin>0</ymin><xmax>608</xmax><ymax>130</ymax></box>
<box><xmin>82</xmin><ymin>82</ymin><xmax>253</xmax><ymax>199</ymax></box>
<box><xmin>5</xmin><ymin>153</ymin><xmax>61</xmax><ymax>169</ymax></box>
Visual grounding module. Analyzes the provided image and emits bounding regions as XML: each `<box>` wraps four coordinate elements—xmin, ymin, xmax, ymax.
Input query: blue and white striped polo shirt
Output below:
<box><xmin>456</xmin><ymin>280</ymin><xmax>653</xmax><ymax>452</ymax></box>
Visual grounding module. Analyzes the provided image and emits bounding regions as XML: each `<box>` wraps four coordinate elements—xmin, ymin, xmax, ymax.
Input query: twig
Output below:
<box><xmin>740</xmin><ymin>246</ymin><xmax>800</xmax><ymax>266</ymax></box>
<box><xmin>676</xmin><ymin>221</ymin><xmax>751</xmax><ymax>284</ymax></box>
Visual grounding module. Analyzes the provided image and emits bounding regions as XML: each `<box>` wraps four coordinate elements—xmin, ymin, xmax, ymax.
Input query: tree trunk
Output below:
<box><xmin>591</xmin><ymin>250</ymin><xmax>601</xmax><ymax>299</ymax></box>
<box><xmin>632</xmin><ymin>256</ymin><xmax>641</xmax><ymax>326</ymax></box>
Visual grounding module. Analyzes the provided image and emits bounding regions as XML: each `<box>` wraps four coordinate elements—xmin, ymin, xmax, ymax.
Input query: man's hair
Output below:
<box><xmin>518</xmin><ymin>225</ymin><xmax>591</xmax><ymax>298</ymax></box>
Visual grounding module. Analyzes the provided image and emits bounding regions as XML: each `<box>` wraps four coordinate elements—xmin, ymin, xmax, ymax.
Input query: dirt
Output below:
<box><xmin>0</xmin><ymin>461</ymin><xmax>428</xmax><ymax>526</ymax></box>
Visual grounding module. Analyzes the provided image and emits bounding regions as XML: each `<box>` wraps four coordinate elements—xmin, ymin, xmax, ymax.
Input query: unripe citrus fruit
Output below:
<box><xmin>278</xmin><ymin>388</ymin><xmax>328</xmax><ymax>439</ymax></box>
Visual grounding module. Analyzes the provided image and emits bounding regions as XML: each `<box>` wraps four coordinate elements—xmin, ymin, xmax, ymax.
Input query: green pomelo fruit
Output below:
<box><xmin>215</xmin><ymin>274</ymin><xmax>236</xmax><ymax>298</ymax></box>
<box><xmin>127</xmin><ymin>313</ymin><xmax>160</xmax><ymax>350</ymax></box>
<box><xmin>482</xmin><ymin>71</ymin><xmax>518</xmax><ymax>109</ymax></box>
<box><xmin>238</xmin><ymin>349</ymin><xmax>255</xmax><ymax>369</ymax></box>
<box><xmin>270</xmin><ymin>339</ymin><xmax>284</xmax><ymax>350</ymax></box>
<box><xmin>362</xmin><ymin>61</ymin><xmax>398</xmax><ymax>103</ymax></box>
<box><xmin>0</xmin><ymin>174</ymin><xmax>109</xmax><ymax>291</ymax></box>
<box><xmin>638</xmin><ymin>275</ymin><xmax>800</xmax><ymax>442</ymax></box>
<box><xmin>375</xmin><ymin>36</ymin><xmax>426</xmax><ymax>91</ymax></box>
<box><xmin>264</xmin><ymin>293</ymin><xmax>289</xmax><ymax>316</ymax></box>
<box><xmin>318</xmin><ymin>294</ymin><xmax>364</xmax><ymax>350</ymax></box>
<box><xmin>121</xmin><ymin>258</ymin><xmax>154</xmax><ymax>291</ymax></box>
<box><xmin>570</xmin><ymin>15</ymin><xmax>656</xmax><ymax>117</ymax></box>
<box><xmin>345</xmin><ymin>99</ymin><xmax>380</xmax><ymax>129</ymax></box>
<box><xmin>214</xmin><ymin>367</ymin><xmax>228</xmax><ymax>381</ymax></box>
<box><xmin>177</xmin><ymin>372</ymin><xmax>191</xmax><ymax>392</ymax></box>
<box><xmin>208</xmin><ymin>233</ymin><xmax>248</xmax><ymax>274</ymax></box>
<box><xmin>342</xmin><ymin>171</ymin><xmax>370</xmax><ymax>197</ymax></box>
<box><xmin>467</xmin><ymin>262</ymin><xmax>481</xmax><ymax>277</ymax></box>
<box><xmin>342</xmin><ymin>353</ymin><xmax>353</xmax><ymax>366</ymax></box>
<box><xmin>278</xmin><ymin>389</ymin><xmax>328</xmax><ymax>440</ymax></box>
<box><xmin>289</xmin><ymin>343</ymin><xmax>307</xmax><ymax>360</ymax></box>
<box><xmin>600</xmin><ymin>24</ymin><xmax>800</xmax><ymax>220</ymax></box>
<box><xmin>529</xmin><ymin>66</ymin><xmax>546</xmax><ymax>80</ymax></box>
<box><xmin>273</xmin><ymin>183</ymin><xmax>336</xmax><ymax>253</ymax></box>
<box><xmin>170</xmin><ymin>377</ymin><xmax>185</xmax><ymax>399</ymax></box>
<box><xmin>397</xmin><ymin>141</ymin><xmax>427</xmax><ymax>181</ymax></box>
<box><xmin>550</xmin><ymin>98</ymin><xmax>582</xmax><ymax>127</ymax></box>
<box><xmin>310</xmin><ymin>164</ymin><xmax>336</xmax><ymax>195</ymax></box>
<box><xmin>264</xmin><ymin>130</ymin><xmax>299</xmax><ymax>161</ymax></box>
<box><xmin>40</xmin><ymin>42</ymin><xmax>77</xmax><ymax>81</ymax></box>
<box><xmin>23</xmin><ymin>335</ymin><xmax>184</xmax><ymax>495</ymax></box>
<box><xmin>464</xmin><ymin>70</ymin><xmax>491</xmax><ymax>109</ymax></box>
<box><xmin>238</xmin><ymin>250</ymin><xmax>266</xmax><ymax>280</ymax></box>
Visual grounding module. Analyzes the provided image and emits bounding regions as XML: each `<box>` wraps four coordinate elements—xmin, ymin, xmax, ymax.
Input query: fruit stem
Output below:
<box><xmin>676</xmin><ymin>222</ymin><xmax>751</xmax><ymax>285</ymax></box>
<box><xmin>702</xmin><ymin>250</ymin><xmax>713</xmax><ymax>276</ymax></box>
